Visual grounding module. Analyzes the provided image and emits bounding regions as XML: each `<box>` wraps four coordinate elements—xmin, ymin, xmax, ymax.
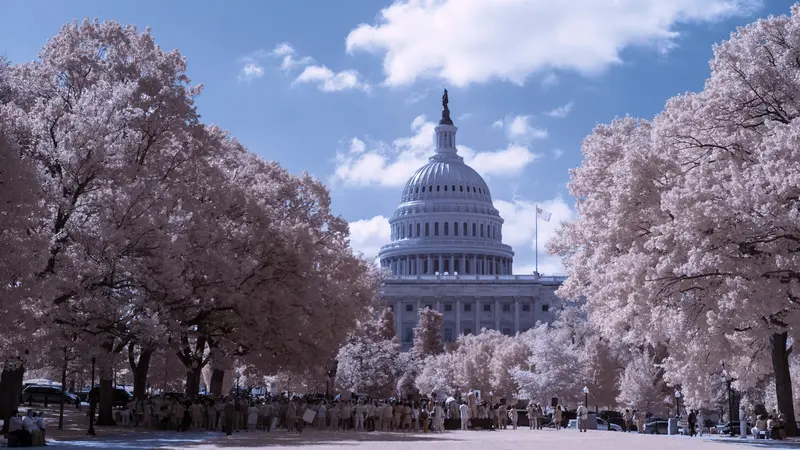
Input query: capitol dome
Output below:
<box><xmin>379</xmin><ymin>91</ymin><xmax>515</xmax><ymax>276</ymax></box>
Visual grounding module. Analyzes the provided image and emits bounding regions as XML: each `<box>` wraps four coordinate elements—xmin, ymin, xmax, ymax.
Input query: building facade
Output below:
<box><xmin>378</xmin><ymin>91</ymin><xmax>565</xmax><ymax>348</ymax></box>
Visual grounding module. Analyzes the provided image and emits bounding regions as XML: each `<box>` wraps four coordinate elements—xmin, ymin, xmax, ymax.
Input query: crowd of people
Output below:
<box><xmin>7</xmin><ymin>409</ymin><xmax>47</xmax><ymax>446</ymax></box>
<box><xmin>103</xmin><ymin>390</ymin><xmax>593</xmax><ymax>435</ymax></box>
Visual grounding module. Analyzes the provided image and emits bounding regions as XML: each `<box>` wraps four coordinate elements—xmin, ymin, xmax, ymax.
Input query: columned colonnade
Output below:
<box><xmin>383</xmin><ymin>253</ymin><xmax>513</xmax><ymax>275</ymax></box>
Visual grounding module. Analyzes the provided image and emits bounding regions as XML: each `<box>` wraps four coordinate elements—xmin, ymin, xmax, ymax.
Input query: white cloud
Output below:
<box><xmin>240</xmin><ymin>62</ymin><xmax>264</xmax><ymax>82</ymax></box>
<box><xmin>405</xmin><ymin>91</ymin><xmax>428</xmax><ymax>104</ymax></box>
<box><xmin>541</xmin><ymin>73</ymin><xmax>559</xmax><ymax>88</ymax></box>
<box><xmin>552</xmin><ymin>148</ymin><xmax>564</xmax><ymax>159</ymax></box>
<box><xmin>294</xmin><ymin>65</ymin><xmax>371</xmax><ymax>92</ymax></box>
<box><xmin>458</xmin><ymin>112</ymin><xmax>473</xmax><ymax>121</ymax></box>
<box><xmin>349</xmin><ymin>197</ymin><xmax>575</xmax><ymax>275</ymax></box>
<box><xmin>349</xmin><ymin>215</ymin><xmax>390</xmax><ymax>260</ymax></box>
<box><xmin>546</xmin><ymin>102</ymin><xmax>574</xmax><ymax>118</ymax></box>
<box><xmin>345</xmin><ymin>0</ymin><xmax>759</xmax><ymax>87</ymax></box>
<box><xmin>492</xmin><ymin>119</ymin><xmax>504</xmax><ymax>129</ymax></box>
<box><xmin>494</xmin><ymin>197</ymin><xmax>576</xmax><ymax>275</ymax></box>
<box><xmin>506</xmin><ymin>115</ymin><xmax>548</xmax><ymax>142</ymax></box>
<box><xmin>333</xmin><ymin>115</ymin><xmax>542</xmax><ymax>188</ymax></box>
<box><xmin>270</xmin><ymin>43</ymin><xmax>314</xmax><ymax>72</ymax></box>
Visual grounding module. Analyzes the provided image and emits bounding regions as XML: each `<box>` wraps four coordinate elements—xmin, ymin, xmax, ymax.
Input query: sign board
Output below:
<box><xmin>302</xmin><ymin>409</ymin><xmax>316</xmax><ymax>424</ymax></box>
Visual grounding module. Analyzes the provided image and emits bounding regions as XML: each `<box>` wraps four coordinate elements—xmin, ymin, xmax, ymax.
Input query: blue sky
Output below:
<box><xmin>1</xmin><ymin>0</ymin><xmax>792</xmax><ymax>274</ymax></box>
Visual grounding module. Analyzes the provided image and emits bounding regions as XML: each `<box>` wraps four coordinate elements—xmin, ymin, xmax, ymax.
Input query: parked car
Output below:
<box><xmin>644</xmin><ymin>420</ymin><xmax>669</xmax><ymax>434</ymax></box>
<box><xmin>21</xmin><ymin>385</ymin><xmax>77</xmax><ymax>405</ymax></box>
<box><xmin>597</xmin><ymin>418</ymin><xmax>623</xmax><ymax>431</ymax></box>
<box><xmin>88</xmin><ymin>386</ymin><xmax>131</xmax><ymax>408</ymax></box>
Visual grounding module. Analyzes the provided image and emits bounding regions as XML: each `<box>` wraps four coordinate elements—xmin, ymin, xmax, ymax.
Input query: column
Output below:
<box><xmin>395</xmin><ymin>300</ymin><xmax>401</xmax><ymax>340</ymax></box>
<box><xmin>450</xmin><ymin>254</ymin><xmax>455</xmax><ymax>274</ymax></box>
<box><xmin>494</xmin><ymin>298</ymin><xmax>500</xmax><ymax>330</ymax></box>
<box><xmin>473</xmin><ymin>255</ymin><xmax>478</xmax><ymax>275</ymax></box>
<box><xmin>460</xmin><ymin>255</ymin><xmax>466</xmax><ymax>274</ymax></box>
<box><xmin>436</xmin><ymin>297</ymin><xmax>442</xmax><ymax>312</ymax></box>
<box><xmin>405</xmin><ymin>258</ymin><xmax>410</xmax><ymax>275</ymax></box>
<box><xmin>438</xmin><ymin>255</ymin><xmax>444</xmax><ymax>274</ymax></box>
<box><xmin>475</xmin><ymin>297</ymin><xmax>480</xmax><ymax>334</ymax></box>
<box><xmin>427</xmin><ymin>255</ymin><xmax>433</xmax><ymax>274</ymax></box>
<box><xmin>456</xmin><ymin>299</ymin><xmax>462</xmax><ymax>336</ymax></box>
<box><xmin>514</xmin><ymin>297</ymin><xmax>520</xmax><ymax>333</ymax></box>
<box><xmin>417</xmin><ymin>298</ymin><xmax>422</xmax><ymax>314</ymax></box>
<box><xmin>494</xmin><ymin>258</ymin><xmax>499</xmax><ymax>275</ymax></box>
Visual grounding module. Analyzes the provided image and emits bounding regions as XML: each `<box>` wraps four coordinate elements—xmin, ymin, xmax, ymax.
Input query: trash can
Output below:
<box><xmin>668</xmin><ymin>418</ymin><xmax>679</xmax><ymax>435</ymax></box>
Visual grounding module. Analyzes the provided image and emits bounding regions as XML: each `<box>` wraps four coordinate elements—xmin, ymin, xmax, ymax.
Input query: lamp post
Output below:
<box><xmin>675</xmin><ymin>390</ymin><xmax>682</xmax><ymax>418</ymax></box>
<box><xmin>490</xmin><ymin>391</ymin><xmax>494</xmax><ymax>406</ymax></box>
<box><xmin>87</xmin><ymin>356</ymin><xmax>96</xmax><ymax>436</ymax></box>
<box><xmin>583</xmin><ymin>386</ymin><xmax>589</xmax><ymax>408</ymax></box>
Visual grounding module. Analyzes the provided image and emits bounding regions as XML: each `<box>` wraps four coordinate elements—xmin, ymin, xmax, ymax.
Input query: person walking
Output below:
<box><xmin>576</xmin><ymin>402</ymin><xmax>588</xmax><ymax>433</ymax></box>
<box><xmin>459</xmin><ymin>402</ymin><xmax>469</xmax><ymax>431</ymax></box>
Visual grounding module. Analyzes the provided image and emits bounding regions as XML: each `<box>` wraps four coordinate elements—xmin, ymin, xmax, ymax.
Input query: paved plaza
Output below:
<box><xmin>40</xmin><ymin>428</ymin><xmax>800</xmax><ymax>450</ymax></box>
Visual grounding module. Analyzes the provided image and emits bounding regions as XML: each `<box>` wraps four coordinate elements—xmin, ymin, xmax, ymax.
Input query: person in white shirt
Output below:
<box><xmin>459</xmin><ymin>402</ymin><xmax>469</xmax><ymax>431</ymax></box>
<box><xmin>576</xmin><ymin>403</ymin><xmax>588</xmax><ymax>432</ymax></box>
<box><xmin>9</xmin><ymin>410</ymin><xmax>30</xmax><ymax>446</ymax></box>
<box><xmin>23</xmin><ymin>410</ymin><xmax>42</xmax><ymax>445</ymax></box>
<box><xmin>36</xmin><ymin>412</ymin><xmax>47</xmax><ymax>444</ymax></box>
<box><xmin>434</xmin><ymin>402</ymin><xmax>445</xmax><ymax>432</ymax></box>
<box><xmin>316</xmin><ymin>402</ymin><xmax>327</xmax><ymax>430</ymax></box>
<box><xmin>354</xmin><ymin>401</ymin><xmax>366</xmax><ymax>431</ymax></box>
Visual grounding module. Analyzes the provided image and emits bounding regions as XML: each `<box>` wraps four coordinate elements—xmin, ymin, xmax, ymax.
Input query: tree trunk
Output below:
<box><xmin>96</xmin><ymin>341</ymin><xmax>116</xmax><ymax>426</ymax></box>
<box><xmin>59</xmin><ymin>347</ymin><xmax>67</xmax><ymax>430</ymax></box>
<box><xmin>770</xmin><ymin>331</ymin><xmax>797</xmax><ymax>436</ymax></box>
<box><xmin>177</xmin><ymin>335</ymin><xmax>206</xmax><ymax>397</ymax></box>
<box><xmin>128</xmin><ymin>345</ymin><xmax>152</xmax><ymax>400</ymax></box>
<box><xmin>0</xmin><ymin>365</ymin><xmax>24</xmax><ymax>433</ymax></box>
<box><xmin>210</xmin><ymin>369</ymin><xmax>225</xmax><ymax>397</ymax></box>
<box><xmin>185</xmin><ymin>366</ymin><xmax>203</xmax><ymax>397</ymax></box>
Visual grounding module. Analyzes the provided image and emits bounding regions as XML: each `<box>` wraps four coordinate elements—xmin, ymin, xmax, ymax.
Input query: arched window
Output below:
<box><xmin>480</xmin><ymin>224</ymin><xmax>484</xmax><ymax>237</ymax></box>
<box><xmin>400</xmin><ymin>226</ymin><xmax>405</xmax><ymax>239</ymax></box>
<box><xmin>425</xmin><ymin>223</ymin><xmax>430</xmax><ymax>236</ymax></box>
<box><xmin>454</xmin><ymin>222</ymin><xmax>459</xmax><ymax>236</ymax></box>
<box><xmin>408</xmin><ymin>224</ymin><xmax>412</xmax><ymax>238</ymax></box>
<box><xmin>452</xmin><ymin>185</ymin><xmax>456</xmax><ymax>192</ymax></box>
<box><xmin>472</xmin><ymin>223</ymin><xmax>477</xmax><ymax>236</ymax></box>
<box><xmin>415</xmin><ymin>187</ymin><xmax>419</xmax><ymax>193</ymax></box>
<box><xmin>463</xmin><ymin>222</ymin><xmax>468</xmax><ymax>236</ymax></box>
<box><xmin>444</xmin><ymin>185</ymin><xmax>448</xmax><ymax>191</ymax></box>
<box><xmin>472</xmin><ymin>187</ymin><xmax>476</xmax><ymax>193</ymax></box>
<box><xmin>444</xmin><ymin>222</ymin><xmax>449</xmax><ymax>236</ymax></box>
<box><xmin>416</xmin><ymin>223</ymin><xmax>421</xmax><ymax>237</ymax></box>
<box><xmin>434</xmin><ymin>222</ymin><xmax>439</xmax><ymax>236</ymax></box>
<box><xmin>437</xmin><ymin>185</ymin><xmax>440</xmax><ymax>191</ymax></box>
<box><xmin>429</xmin><ymin>186</ymin><xmax>432</xmax><ymax>192</ymax></box>
<box><xmin>460</xmin><ymin>185</ymin><xmax>463</xmax><ymax>192</ymax></box>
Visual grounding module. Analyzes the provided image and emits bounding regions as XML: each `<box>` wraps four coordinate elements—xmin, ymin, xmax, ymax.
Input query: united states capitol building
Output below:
<box><xmin>378</xmin><ymin>91</ymin><xmax>566</xmax><ymax>348</ymax></box>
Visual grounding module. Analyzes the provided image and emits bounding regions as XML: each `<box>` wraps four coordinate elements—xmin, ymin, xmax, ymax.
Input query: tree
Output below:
<box><xmin>412</xmin><ymin>308</ymin><xmax>444</xmax><ymax>360</ymax></box>
<box><xmin>616</xmin><ymin>351</ymin><xmax>669</xmax><ymax>415</ymax></box>
<box><xmin>378</xmin><ymin>307</ymin><xmax>397</xmax><ymax>341</ymax></box>
<box><xmin>551</xmin><ymin>5</ymin><xmax>800</xmax><ymax>434</ymax></box>
<box><xmin>335</xmin><ymin>319</ymin><xmax>400</xmax><ymax>398</ymax></box>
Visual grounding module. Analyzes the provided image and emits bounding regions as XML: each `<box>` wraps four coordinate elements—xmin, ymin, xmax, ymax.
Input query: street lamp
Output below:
<box><xmin>675</xmin><ymin>390</ymin><xmax>682</xmax><ymax>418</ymax></box>
<box><xmin>583</xmin><ymin>386</ymin><xmax>589</xmax><ymax>408</ymax></box>
<box><xmin>489</xmin><ymin>391</ymin><xmax>494</xmax><ymax>406</ymax></box>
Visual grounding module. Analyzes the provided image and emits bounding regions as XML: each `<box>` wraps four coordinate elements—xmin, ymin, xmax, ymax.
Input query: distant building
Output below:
<box><xmin>378</xmin><ymin>92</ymin><xmax>566</xmax><ymax>348</ymax></box>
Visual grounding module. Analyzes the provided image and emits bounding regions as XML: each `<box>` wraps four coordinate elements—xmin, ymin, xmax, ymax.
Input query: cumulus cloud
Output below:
<box><xmin>240</xmin><ymin>62</ymin><xmax>264</xmax><ymax>82</ymax></box>
<box><xmin>546</xmin><ymin>102</ymin><xmax>574</xmax><ymax>118</ymax></box>
<box><xmin>505</xmin><ymin>115</ymin><xmax>548</xmax><ymax>142</ymax></box>
<box><xmin>345</xmin><ymin>0</ymin><xmax>759</xmax><ymax>87</ymax></box>
<box><xmin>270</xmin><ymin>42</ymin><xmax>315</xmax><ymax>72</ymax></box>
<box><xmin>552</xmin><ymin>148</ymin><xmax>565</xmax><ymax>159</ymax></box>
<box><xmin>349</xmin><ymin>196</ymin><xmax>575</xmax><ymax>275</ymax></box>
<box><xmin>294</xmin><ymin>65</ymin><xmax>370</xmax><ymax>92</ymax></box>
<box><xmin>349</xmin><ymin>215</ymin><xmax>390</xmax><ymax>260</ymax></box>
<box><xmin>333</xmin><ymin>115</ymin><xmax>542</xmax><ymax>188</ymax></box>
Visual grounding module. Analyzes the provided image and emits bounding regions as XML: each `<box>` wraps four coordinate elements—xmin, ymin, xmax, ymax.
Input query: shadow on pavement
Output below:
<box><xmin>705</xmin><ymin>437</ymin><xmax>800</xmax><ymax>449</ymax></box>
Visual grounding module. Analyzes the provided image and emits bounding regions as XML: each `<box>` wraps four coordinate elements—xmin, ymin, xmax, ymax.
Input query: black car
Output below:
<box><xmin>644</xmin><ymin>420</ymin><xmax>669</xmax><ymax>434</ymax></box>
<box><xmin>718</xmin><ymin>421</ymin><xmax>751</xmax><ymax>436</ymax></box>
<box><xmin>21</xmin><ymin>385</ymin><xmax>77</xmax><ymax>405</ymax></box>
<box><xmin>88</xmin><ymin>387</ymin><xmax>131</xmax><ymax>408</ymax></box>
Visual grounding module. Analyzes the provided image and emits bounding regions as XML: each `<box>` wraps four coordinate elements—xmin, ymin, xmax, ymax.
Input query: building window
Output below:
<box><xmin>472</xmin><ymin>223</ymin><xmax>477</xmax><ymax>236</ymax></box>
<box><xmin>444</xmin><ymin>222</ymin><xmax>449</xmax><ymax>236</ymax></box>
<box><xmin>429</xmin><ymin>186</ymin><xmax>432</xmax><ymax>192</ymax></box>
<box><xmin>444</xmin><ymin>328</ymin><xmax>453</xmax><ymax>342</ymax></box>
<box><xmin>389</xmin><ymin>306</ymin><xmax>394</xmax><ymax>312</ymax></box>
<box><xmin>464</xmin><ymin>304</ymin><xmax>472</xmax><ymax>312</ymax></box>
<box><xmin>463</xmin><ymin>223</ymin><xmax>468</xmax><ymax>236</ymax></box>
<box><xmin>502</xmin><ymin>327</ymin><xmax>511</xmax><ymax>336</ymax></box>
<box><xmin>444</xmin><ymin>185</ymin><xmax>448</xmax><ymax>191</ymax></box>
<box><xmin>480</xmin><ymin>224</ymin><xmax>484</xmax><ymax>237</ymax></box>
<box><xmin>444</xmin><ymin>304</ymin><xmax>452</xmax><ymax>312</ymax></box>
<box><xmin>460</xmin><ymin>185</ymin><xmax>463</xmax><ymax>192</ymax></box>
<box><xmin>463</xmin><ymin>327</ymin><xmax>472</xmax><ymax>335</ymax></box>
<box><xmin>417</xmin><ymin>223</ymin><xmax>421</xmax><ymax>237</ymax></box>
<box><xmin>483</xmin><ymin>304</ymin><xmax>491</xmax><ymax>312</ymax></box>
<box><xmin>503</xmin><ymin>304</ymin><xmax>511</xmax><ymax>312</ymax></box>
<box><xmin>452</xmin><ymin>185</ymin><xmax>456</xmax><ymax>192</ymax></box>
<box><xmin>522</xmin><ymin>304</ymin><xmax>530</xmax><ymax>312</ymax></box>
<box><xmin>542</xmin><ymin>304</ymin><xmax>550</xmax><ymax>312</ymax></box>
<box><xmin>408</xmin><ymin>224</ymin><xmax>412</xmax><ymax>237</ymax></box>
<box><xmin>425</xmin><ymin>223</ymin><xmax>430</xmax><ymax>236</ymax></box>
<box><xmin>454</xmin><ymin>222</ymin><xmax>459</xmax><ymax>236</ymax></box>
<box><xmin>406</xmin><ymin>304</ymin><xmax>413</xmax><ymax>312</ymax></box>
<box><xmin>404</xmin><ymin>328</ymin><xmax>413</xmax><ymax>342</ymax></box>
<box><xmin>437</xmin><ymin>185</ymin><xmax>440</xmax><ymax>191</ymax></box>
<box><xmin>425</xmin><ymin>304</ymin><xmax>433</xmax><ymax>310</ymax></box>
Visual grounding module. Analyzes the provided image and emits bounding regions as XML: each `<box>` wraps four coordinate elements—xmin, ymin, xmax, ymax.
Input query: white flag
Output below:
<box><xmin>536</xmin><ymin>207</ymin><xmax>551</xmax><ymax>222</ymax></box>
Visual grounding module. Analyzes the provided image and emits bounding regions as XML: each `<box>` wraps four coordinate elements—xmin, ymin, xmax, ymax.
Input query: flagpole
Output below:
<box><xmin>535</xmin><ymin>205</ymin><xmax>539</xmax><ymax>275</ymax></box>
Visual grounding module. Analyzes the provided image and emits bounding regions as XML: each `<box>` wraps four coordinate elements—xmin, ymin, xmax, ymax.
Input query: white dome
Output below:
<box><xmin>401</xmin><ymin>155</ymin><xmax>492</xmax><ymax>203</ymax></box>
